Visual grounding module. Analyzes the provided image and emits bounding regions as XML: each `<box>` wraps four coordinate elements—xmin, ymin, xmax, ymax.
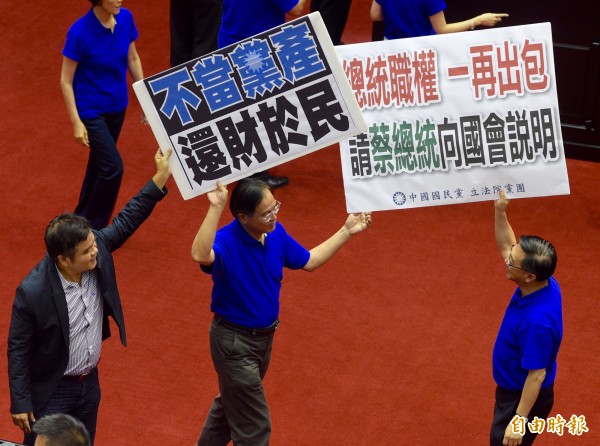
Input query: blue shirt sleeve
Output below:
<box><xmin>124</xmin><ymin>8</ymin><xmax>139</xmax><ymax>42</ymax></box>
<box><xmin>425</xmin><ymin>0</ymin><xmax>447</xmax><ymax>17</ymax></box>
<box><xmin>282</xmin><ymin>231</ymin><xmax>310</xmax><ymax>270</ymax></box>
<box><xmin>63</xmin><ymin>23</ymin><xmax>83</xmax><ymax>62</ymax></box>
<box><xmin>274</xmin><ymin>0</ymin><xmax>301</xmax><ymax>13</ymax></box>
<box><xmin>520</xmin><ymin>323</ymin><xmax>555</xmax><ymax>370</ymax></box>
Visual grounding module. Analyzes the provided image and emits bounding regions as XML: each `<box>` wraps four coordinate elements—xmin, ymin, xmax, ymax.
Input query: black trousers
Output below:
<box><xmin>490</xmin><ymin>384</ymin><xmax>554</xmax><ymax>446</ymax></box>
<box><xmin>170</xmin><ymin>0</ymin><xmax>222</xmax><ymax>67</ymax></box>
<box><xmin>310</xmin><ymin>0</ymin><xmax>352</xmax><ymax>45</ymax></box>
<box><xmin>197</xmin><ymin>318</ymin><xmax>276</xmax><ymax>446</ymax></box>
<box><xmin>24</xmin><ymin>368</ymin><xmax>100</xmax><ymax>446</ymax></box>
<box><xmin>77</xmin><ymin>110</ymin><xmax>126</xmax><ymax>230</ymax></box>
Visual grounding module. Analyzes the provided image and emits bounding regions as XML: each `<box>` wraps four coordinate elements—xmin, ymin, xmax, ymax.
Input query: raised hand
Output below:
<box><xmin>495</xmin><ymin>189</ymin><xmax>510</xmax><ymax>212</ymax></box>
<box><xmin>208</xmin><ymin>181</ymin><xmax>228</xmax><ymax>208</ymax></box>
<box><xmin>344</xmin><ymin>212</ymin><xmax>373</xmax><ymax>236</ymax></box>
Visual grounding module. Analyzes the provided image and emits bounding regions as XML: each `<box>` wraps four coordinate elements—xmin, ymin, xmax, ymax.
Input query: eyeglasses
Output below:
<box><xmin>505</xmin><ymin>245</ymin><xmax>532</xmax><ymax>274</ymax></box>
<box><xmin>257</xmin><ymin>201</ymin><xmax>281</xmax><ymax>222</ymax></box>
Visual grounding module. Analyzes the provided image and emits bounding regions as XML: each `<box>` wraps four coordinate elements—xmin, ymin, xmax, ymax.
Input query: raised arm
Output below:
<box><xmin>429</xmin><ymin>11</ymin><xmax>508</xmax><ymax>34</ymax></box>
<box><xmin>495</xmin><ymin>190</ymin><xmax>517</xmax><ymax>261</ymax></box>
<box><xmin>60</xmin><ymin>56</ymin><xmax>88</xmax><ymax>147</ymax></box>
<box><xmin>191</xmin><ymin>182</ymin><xmax>229</xmax><ymax>265</ymax></box>
<box><xmin>97</xmin><ymin>149</ymin><xmax>172</xmax><ymax>252</ymax></box>
<box><xmin>303</xmin><ymin>212</ymin><xmax>372</xmax><ymax>272</ymax></box>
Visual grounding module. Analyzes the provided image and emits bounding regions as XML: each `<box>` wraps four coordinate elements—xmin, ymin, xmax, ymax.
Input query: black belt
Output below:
<box><xmin>214</xmin><ymin>315</ymin><xmax>279</xmax><ymax>335</ymax></box>
<box><xmin>62</xmin><ymin>366</ymin><xmax>98</xmax><ymax>382</ymax></box>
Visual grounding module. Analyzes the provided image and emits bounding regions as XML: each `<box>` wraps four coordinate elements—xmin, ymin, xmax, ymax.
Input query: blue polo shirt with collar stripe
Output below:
<box><xmin>63</xmin><ymin>7</ymin><xmax>138</xmax><ymax>119</ymax></box>
<box><xmin>201</xmin><ymin>219</ymin><xmax>310</xmax><ymax>328</ymax></box>
<box><xmin>492</xmin><ymin>277</ymin><xmax>563</xmax><ymax>391</ymax></box>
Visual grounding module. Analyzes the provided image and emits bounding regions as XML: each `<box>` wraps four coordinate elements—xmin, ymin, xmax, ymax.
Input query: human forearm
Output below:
<box><xmin>431</xmin><ymin>12</ymin><xmax>508</xmax><ymax>34</ymax></box>
<box><xmin>515</xmin><ymin>369</ymin><xmax>546</xmax><ymax>418</ymax></box>
<box><xmin>60</xmin><ymin>57</ymin><xmax>82</xmax><ymax>125</ymax></box>
<box><xmin>60</xmin><ymin>80</ymin><xmax>82</xmax><ymax>126</ymax></box>
<box><xmin>495</xmin><ymin>207</ymin><xmax>516</xmax><ymax>256</ymax></box>
<box><xmin>432</xmin><ymin>18</ymin><xmax>472</xmax><ymax>34</ymax></box>
<box><xmin>128</xmin><ymin>59</ymin><xmax>144</xmax><ymax>83</ymax></box>
<box><xmin>191</xmin><ymin>205</ymin><xmax>224</xmax><ymax>264</ymax></box>
<box><xmin>494</xmin><ymin>190</ymin><xmax>516</xmax><ymax>258</ymax></box>
<box><xmin>152</xmin><ymin>171</ymin><xmax>169</xmax><ymax>190</ymax></box>
<box><xmin>192</xmin><ymin>182</ymin><xmax>229</xmax><ymax>264</ymax></box>
<box><xmin>444</xmin><ymin>20</ymin><xmax>472</xmax><ymax>33</ymax></box>
<box><xmin>430</xmin><ymin>10</ymin><xmax>474</xmax><ymax>34</ymax></box>
<box><xmin>303</xmin><ymin>226</ymin><xmax>352</xmax><ymax>272</ymax></box>
<box><xmin>127</xmin><ymin>43</ymin><xmax>144</xmax><ymax>83</ymax></box>
<box><xmin>304</xmin><ymin>212</ymin><xmax>371</xmax><ymax>271</ymax></box>
<box><xmin>60</xmin><ymin>56</ymin><xmax>89</xmax><ymax>146</ymax></box>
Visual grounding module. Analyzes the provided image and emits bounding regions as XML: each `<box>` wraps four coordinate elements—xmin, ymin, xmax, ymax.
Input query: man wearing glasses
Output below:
<box><xmin>491</xmin><ymin>190</ymin><xmax>563</xmax><ymax>446</ymax></box>
<box><xmin>191</xmin><ymin>178</ymin><xmax>372</xmax><ymax>446</ymax></box>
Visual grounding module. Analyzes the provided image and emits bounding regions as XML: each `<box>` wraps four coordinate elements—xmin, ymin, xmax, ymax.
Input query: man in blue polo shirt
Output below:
<box><xmin>191</xmin><ymin>178</ymin><xmax>372</xmax><ymax>445</ymax></box>
<box><xmin>491</xmin><ymin>190</ymin><xmax>563</xmax><ymax>446</ymax></box>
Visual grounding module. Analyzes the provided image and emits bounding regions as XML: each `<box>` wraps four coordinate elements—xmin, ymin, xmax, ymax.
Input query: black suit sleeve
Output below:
<box><xmin>97</xmin><ymin>180</ymin><xmax>168</xmax><ymax>253</ymax></box>
<box><xmin>7</xmin><ymin>284</ymin><xmax>36</xmax><ymax>414</ymax></box>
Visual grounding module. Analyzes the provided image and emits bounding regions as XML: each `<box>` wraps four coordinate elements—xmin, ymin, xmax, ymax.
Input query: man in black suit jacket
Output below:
<box><xmin>7</xmin><ymin>149</ymin><xmax>172</xmax><ymax>446</ymax></box>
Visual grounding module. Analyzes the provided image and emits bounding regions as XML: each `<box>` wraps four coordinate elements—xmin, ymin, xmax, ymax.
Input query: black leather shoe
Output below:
<box><xmin>262</xmin><ymin>174</ymin><xmax>289</xmax><ymax>189</ymax></box>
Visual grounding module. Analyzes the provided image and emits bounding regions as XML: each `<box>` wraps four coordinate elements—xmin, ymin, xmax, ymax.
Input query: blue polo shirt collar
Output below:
<box><xmin>85</xmin><ymin>7</ymin><xmax>118</xmax><ymax>35</ymax></box>
<box><xmin>232</xmin><ymin>218</ymin><xmax>270</xmax><ymax>246</ymax></box>
<box><xmin>513</xmin><ymin>283</ymin><xmax>549</xmax><ymax>308</ymax></box>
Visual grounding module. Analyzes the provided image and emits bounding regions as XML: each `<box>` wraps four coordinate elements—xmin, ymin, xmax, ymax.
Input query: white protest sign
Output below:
<box><xmin>336</xmin><ymin>23</ymin><xmax>570</xmax><ymax>212</ymax></box>
<box><xmin>134</xmin><ymin>12</ymin><xmax>366</xmax><ymax>199</ymax></box>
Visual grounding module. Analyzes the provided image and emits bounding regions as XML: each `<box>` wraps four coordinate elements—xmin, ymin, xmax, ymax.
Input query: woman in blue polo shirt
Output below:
<box><xmin>370</xmin><ymin>0</ymin><xmax>508</xmax><ymax>40</ymax></box>
<box><xmin>60</xmin><ymin>0</ymin><xmax>145</xmax><ymax>230</ymax></box>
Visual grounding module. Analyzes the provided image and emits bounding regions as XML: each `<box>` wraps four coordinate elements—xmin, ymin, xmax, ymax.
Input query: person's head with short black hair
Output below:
<box><xmin>33</xmin><ymin>414</ymin><xmax>90</xmax><ymax>446</ymax></box>
<box><xmin>229</xmin><ymin>178</ymin><xmax>271</xmax><ymax>219</ymax></box>
<box><xmin>44</xmin><ymin>214</ymin><xmax>91</xmax><ymax>263</ymax></box>
<box><xmin>519</xmin><ymin>235</ymin><xmax>557</xmax><ymax>282</ymax></box>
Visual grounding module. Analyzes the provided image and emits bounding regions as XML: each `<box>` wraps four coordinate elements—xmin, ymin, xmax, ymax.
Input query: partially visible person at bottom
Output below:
<box><xmin>192</xmin><ymin>178</ymin><xmax>372</xmax><ymax>445</ymax></box>
<box><xmin>370</xmin><ymin>0</ymin><xmax>508</xmax><ymax>40</ymax></box>
<box><xmin>491</xmin><ymin>190</ymin><xmax>563</xmax><ymax>446</ymax></box>
<box><xmin>170</xmin><ymin>0</ymin><xmax>222</xmax><ymax>67</ymax></box>
<box><xmin>310</xmin><ymin>0</ymin><xmax>352</xmax><ymax>45</ymax></box>
<box><xmin>33</xmin><ymin>414</ymin><xmax>90</xmax><ymax>446</ymax></box>
<box><xmin>8</xmin><ymin>150</ymin><xmax>172</xmax><ymax>446</ymax></box>
<box><xmin>218</xmin><ymin>0</ymin><xmax>308</xmax><ymax>189</ymax></box>
<box><xmin>60</xmin><ymin>0</ymin><xmax>147</xmax><ymax>229</ymax></box>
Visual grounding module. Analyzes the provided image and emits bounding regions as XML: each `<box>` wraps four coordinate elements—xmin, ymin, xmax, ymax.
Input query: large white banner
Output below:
<box><xmin>134</xmin><ymin>13</ymin><xmax>366</xmax><ymax>200</ymax></box>
<box><xmin>336</xmin><ymin>23</ymin><xmax>570</xmax><ymax>212</ymax></box>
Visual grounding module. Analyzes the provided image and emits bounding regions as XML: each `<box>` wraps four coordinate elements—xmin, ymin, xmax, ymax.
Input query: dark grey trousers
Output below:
<box><xmin>490</xmin><ymin>384</ymin><xmax>554</xmax><ymax>446</ymax></box>
<box><xmin>198</xmin><ymin>319</ymin><xmax>275</xmax><ymax>446</ymax></box>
